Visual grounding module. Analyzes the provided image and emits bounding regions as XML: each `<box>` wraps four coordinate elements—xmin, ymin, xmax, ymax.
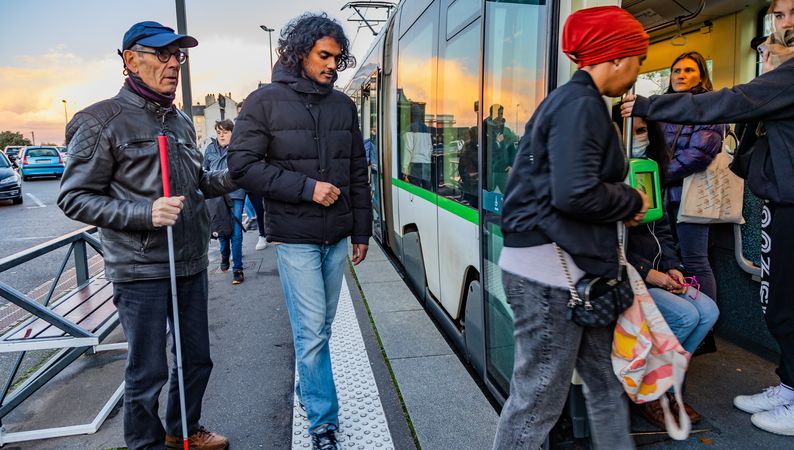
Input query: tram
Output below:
<box><xmin>345</xmin><ymin>0</ymin><xmax>774</xmax><ymax>443</ymax></box>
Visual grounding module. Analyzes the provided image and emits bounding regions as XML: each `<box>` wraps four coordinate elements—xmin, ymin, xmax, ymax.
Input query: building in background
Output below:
<box><xmin>191</xmin><ymin>93</ymin><xmax>238</xmax><ymax>149</ymax></box>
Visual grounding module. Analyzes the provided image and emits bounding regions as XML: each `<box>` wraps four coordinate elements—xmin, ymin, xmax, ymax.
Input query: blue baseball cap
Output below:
<box><xmin>121</xmin><ymin>21</ymin><xmax>198</xmax><ymax>51</ymax></box>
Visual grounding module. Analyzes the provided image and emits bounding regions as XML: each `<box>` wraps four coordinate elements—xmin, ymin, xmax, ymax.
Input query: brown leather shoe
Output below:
<box><xmin>668</xmin><ymin>393</ymin><xmax>703</xmax><ymax>424</ymax></box>
<box><xmin>637</xmin><ymin>399</ymin><xmax>667</xmax><ymax>430</ymax></box>
<box><xmin>165</xmin><ymin>427</ymin><xmax>229</xmax><ymax>450</ymax></box>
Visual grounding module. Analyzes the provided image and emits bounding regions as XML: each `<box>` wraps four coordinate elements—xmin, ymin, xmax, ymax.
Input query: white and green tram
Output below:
<box><xmin>345</xmin><ymin>0</ymin><xmax>774</xmax><ymax>423</ymax></box>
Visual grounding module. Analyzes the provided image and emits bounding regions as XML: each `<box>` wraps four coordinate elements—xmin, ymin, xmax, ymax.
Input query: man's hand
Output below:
<box><xmin>152</xmin><ymin>196</ymin><xmax>185</xmax><ymax>227</ymax></box>
<box><xmin>625</xmin><ymin>189</ymin><xmax>649</xmax><ymax>227</ymax></box>
<box><xmin>313</xmin><ymin>181</ymin><xmax>341</xmax><ymax>207</ymax></box>
<box><xmin>620</xmin><ymin>94</ymin><xmax>636</xmax><ymax>118</ymax></box>
<box><xmin>351</xmin><ymin>243</ymin><xmax>369</xmax><ymax>266</ymax></box>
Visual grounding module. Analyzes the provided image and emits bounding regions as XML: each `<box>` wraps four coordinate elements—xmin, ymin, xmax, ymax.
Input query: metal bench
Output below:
<box><xmin>0</xmin><ymin>227</ymin><xmax>125</xmax><ymax>445</ymax></box>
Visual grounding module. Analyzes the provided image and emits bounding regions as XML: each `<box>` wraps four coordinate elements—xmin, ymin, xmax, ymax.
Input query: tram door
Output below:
<box><xmin>362</xmin><ymin>73</ymin><xmax>384</xmax><ymax>241</ymax></box>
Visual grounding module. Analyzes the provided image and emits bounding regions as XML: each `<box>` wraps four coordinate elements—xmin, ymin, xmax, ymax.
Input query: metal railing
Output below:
<box><xmin>0</xmin><ymin>226</ymin><xmax>104</xmax><ymax>424</ymax></box>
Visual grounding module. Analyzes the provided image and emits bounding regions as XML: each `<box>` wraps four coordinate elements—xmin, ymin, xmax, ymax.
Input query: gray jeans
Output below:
<box><xmin>492</xmin><ymin>272</ymin><xmax>634</xmax><ymax>450</ymax></box>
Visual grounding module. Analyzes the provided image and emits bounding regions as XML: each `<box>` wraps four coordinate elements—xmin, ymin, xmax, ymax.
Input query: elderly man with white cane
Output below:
<box><xmin>58</xmin><ymin>21</ymin><xmax>233</xmax><ymax>450</ymax></box>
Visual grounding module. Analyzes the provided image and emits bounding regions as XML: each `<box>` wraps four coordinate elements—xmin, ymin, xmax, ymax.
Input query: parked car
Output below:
<box><xmin>0</xmin><ymin>152</ymin><xmax>22</xmax><ymax>204</ymax></box>
<box><xmin>56</xmin><ymin>146</ymin><xmax>69</xmax><ymax>163</ymax></box>
<box><xmin>17</xmin><ymin>146</ymin><xmax>65</xmax><ymax>181</ymax></box>
<box><xmin>2</xmin><ymin>146</ymin><xmax>24</xmax><ymax>165</ymax></box>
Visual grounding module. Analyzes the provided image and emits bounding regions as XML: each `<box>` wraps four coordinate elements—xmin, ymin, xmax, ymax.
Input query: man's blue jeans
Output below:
<box><xmin>112</xmin><ymin>270</ymin><xmax>212</xmax><ymax>450</ymax></box>
<box><xmin>649</xmin><ymin>286</ymin><xmax>719</xmax><ymax>354</ymax></box>
<box><xmin>275</xmin><ymin>239</ymin><xmax>348</xmax><ymax>434</ymax></box>
<box><xmin>218</xmin><ymin>199</ymin><xmax>244</xmax><ymax>271</ymax></box>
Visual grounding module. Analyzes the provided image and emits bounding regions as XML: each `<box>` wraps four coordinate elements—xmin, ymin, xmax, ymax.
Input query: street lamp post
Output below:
<box><xmin>259</xmin><ymin>25</ymin><xmax>275</xmax><ymax>73</ymax></box>
<box><xmin>61</xmin><ymin>100</ymin><xmax>68</xmax><ymax>142</ymax></box>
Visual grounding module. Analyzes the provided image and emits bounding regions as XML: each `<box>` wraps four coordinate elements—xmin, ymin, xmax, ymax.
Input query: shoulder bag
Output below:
<box><xmin>678</xmin><ymin>126</ymin><xmax>745</xmax><ymax>224</ymax></box>
<box><xmin>554</xmin><ymin>223</ymin><xmax>634</xmax><ymax>328</ymax></box>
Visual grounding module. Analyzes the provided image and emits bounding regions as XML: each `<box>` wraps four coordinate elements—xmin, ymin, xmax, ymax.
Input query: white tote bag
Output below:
<box><xmin>678</xmin><ymin>129</ymin><xmax>745</xmax><ymax>224</ymax></box>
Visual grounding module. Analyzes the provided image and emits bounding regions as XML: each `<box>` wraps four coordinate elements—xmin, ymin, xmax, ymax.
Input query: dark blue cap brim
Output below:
<box><xmin>136</xmin><ymin>33</ymin><xmax>198</xmax><ymax>49</ymax></box>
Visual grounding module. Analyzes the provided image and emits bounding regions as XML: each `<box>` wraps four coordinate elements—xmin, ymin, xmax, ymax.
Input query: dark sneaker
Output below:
<box><xmin>232</xmin><ymin>271</ymin><xmax>244</xmax><ymax>285</ymax></box>
<box><xmin>311</xmin><ymin>428</ymin><xmax>338</xmax><ymax>450</ymax></box>
<box><xmin>165</xmin><ymin>427</ymin><xmax>229</xmax><ymax>450</ymax></box>
<box><xmin>220</xmin><ymin>257</ymin><xmax>230</xmax><ymax>272</ymax></box>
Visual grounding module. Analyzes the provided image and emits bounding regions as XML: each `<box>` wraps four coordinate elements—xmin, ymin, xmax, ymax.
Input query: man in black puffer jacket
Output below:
<box><xmin>227</xmin><ymin>13</ymin><xmax>371</xmax><ymax>450</ymax></box>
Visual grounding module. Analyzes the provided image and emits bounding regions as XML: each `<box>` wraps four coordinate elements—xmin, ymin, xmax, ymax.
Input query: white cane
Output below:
<box><xmin>158</xmin><ymin>135</ymin><xmax>190</xmax><ymax>450</ymax></box>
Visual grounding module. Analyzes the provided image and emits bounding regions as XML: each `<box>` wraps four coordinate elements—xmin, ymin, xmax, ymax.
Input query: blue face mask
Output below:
<box><xmin>632</xmin><ymin>133</ymin><xmax>649</xmax><ymax>158</ymax></box>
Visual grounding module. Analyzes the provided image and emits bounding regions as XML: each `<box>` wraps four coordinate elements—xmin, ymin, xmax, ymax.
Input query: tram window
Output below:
<box><xmin>437</xmin><ymin>21</ymin><xmax>481</xmax><ymax>208</ymax></box>
<box><xmin>482</xmin><ymin>0</ymin><xmax>548</xmax><ymax>396</ymax></box>
<box><xmin>446</xmin><ymin>0</ymin><xmax>479</xmax><ymax>38</ymax></box>
<box><xmin>482</xmin><ymin>0</ymin><xmax>547</xmax><ymax>199</ymax></box>
<box><xmin>397</xmin><ymin>6</ymin><xmax>437</xmax><ymax>191</ymax></box>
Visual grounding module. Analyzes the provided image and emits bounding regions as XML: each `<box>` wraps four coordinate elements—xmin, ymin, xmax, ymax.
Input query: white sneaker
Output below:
<box><xmin>751</xmin><ymin>404</ymin><xmax>794</xmax><ymax>436</ymax></box>
<box><xmin>255</xmin><ymin>236</ymin><xmax>268</xmax><ymax>250</ymax></box>
<box><xmin>734</xmin><ymin>385</ymin><xmax>794</xmax><ymax>414</ymax></box>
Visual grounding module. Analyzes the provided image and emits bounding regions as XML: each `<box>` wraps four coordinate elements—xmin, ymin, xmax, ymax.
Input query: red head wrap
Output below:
<box><xmin>562</xmin><ymin>6</ymin><xmax>649</xmax><ymax>69</ymax></box>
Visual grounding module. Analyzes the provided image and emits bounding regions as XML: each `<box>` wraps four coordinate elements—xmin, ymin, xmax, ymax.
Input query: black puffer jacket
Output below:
<box><xmin>501</xmin><ymin>70</ymin><xmax>643</xmax><ymax>278</ymax></box>
<box><xmin>58</xmin><ymin>87</ymin><xmax>235</xmax><ymax>282</ymax></box>
<box><xmin>227</xmin><ymin>63</ymin><xmax>371</xmax><ymax>245</ymax></box>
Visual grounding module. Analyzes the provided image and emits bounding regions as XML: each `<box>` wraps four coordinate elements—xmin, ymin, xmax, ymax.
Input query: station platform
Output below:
<box><xmin>0</xmin><ymin>232</ymin><xmax>791</xmax><ymax>449</ymax></box>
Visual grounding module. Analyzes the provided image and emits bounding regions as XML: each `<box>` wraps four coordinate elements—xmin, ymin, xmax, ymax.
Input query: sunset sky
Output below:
<box><xmin>0</xmin><ymin>1</ymin><xmax>381</xmax><ymax>144</ymax></box>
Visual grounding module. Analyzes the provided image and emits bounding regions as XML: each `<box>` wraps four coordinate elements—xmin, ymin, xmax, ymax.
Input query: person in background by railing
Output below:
<box><xmin>57</xmin><ymin>21</ymin><xmax>233</xmax><ymax>450</ymax></box>
<box><xmin>622</xmin><ymin>0</ymin><xmax>794</xmax><ymax>435</ymax></box>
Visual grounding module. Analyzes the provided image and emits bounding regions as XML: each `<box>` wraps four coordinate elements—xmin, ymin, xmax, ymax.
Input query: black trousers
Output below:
<box><xmin>113</xmin><ymin>270</ymin><xmax>213</xmax><ymax>450</ymax></box>
<box><xmin>761</xmin><ymin>203</ymin><xmax>794</xmax><ymax>387</ymax></box>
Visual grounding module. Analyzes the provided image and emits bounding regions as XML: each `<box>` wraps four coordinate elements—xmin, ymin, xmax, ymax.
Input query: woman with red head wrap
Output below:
<box><xmin>493</xmin><ymin>6</ymin><xmax>648</xmax><ymax>450</ymax></box>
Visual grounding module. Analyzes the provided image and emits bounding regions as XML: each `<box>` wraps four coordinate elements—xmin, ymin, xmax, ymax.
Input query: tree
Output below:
<box><xmin>0</xmin><ymin>131</ymin><xmax>32</xmax><ymax>149</ymax></box>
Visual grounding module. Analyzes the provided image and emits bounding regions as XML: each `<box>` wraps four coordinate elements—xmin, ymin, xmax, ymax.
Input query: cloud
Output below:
<box><xmin>0</xmin><ymin>46</ymin><xmax>124</xmax><ymax>143</ymax></box>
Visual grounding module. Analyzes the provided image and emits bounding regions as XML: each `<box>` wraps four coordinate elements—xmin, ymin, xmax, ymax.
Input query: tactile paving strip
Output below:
<box><xmin>292</xmin><ymin>277</ymin><xmax>394</xmax><ymax>449</ymax></box>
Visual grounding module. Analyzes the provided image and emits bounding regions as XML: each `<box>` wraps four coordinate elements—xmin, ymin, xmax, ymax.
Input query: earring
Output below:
<box><xmin>123</xmin><ymin>68</ymin><xmax>129</xmax><ymax>76</ymax></box>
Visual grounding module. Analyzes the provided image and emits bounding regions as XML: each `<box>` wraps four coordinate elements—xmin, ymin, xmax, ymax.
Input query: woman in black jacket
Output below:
<box><xmin>614</xmin><ymin>110</ymin><xmax>720</xmax><ymax>430</ymax></box>
<box><xmin>493</xmin><ymin>7</ymin><xmax>648</xmax><ymax>450</ymax></box>
<box><xmin>622</xmin><ymin>1</ymin><xmax>794</xmax><ymax>435</ymax></box>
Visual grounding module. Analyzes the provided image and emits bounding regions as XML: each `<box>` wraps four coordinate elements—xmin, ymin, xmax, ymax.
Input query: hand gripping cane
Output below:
<box><xmin>158</xmin><ymin>135</ymin><xmax>190</xmax><ymax>450</ymax></box>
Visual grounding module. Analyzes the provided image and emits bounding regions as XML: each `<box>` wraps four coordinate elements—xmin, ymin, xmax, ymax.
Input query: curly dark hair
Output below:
<box><xmin>276</xmin><ymin>12</ymin><xmax>356</xmax><ymax>73</ymax></box>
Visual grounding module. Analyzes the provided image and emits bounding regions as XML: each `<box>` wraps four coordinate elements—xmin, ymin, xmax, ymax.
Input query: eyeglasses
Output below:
<box><xmin>134</xmin><ymin>47</ymin><xmax>188</xmax><ymax>64</ymax></box>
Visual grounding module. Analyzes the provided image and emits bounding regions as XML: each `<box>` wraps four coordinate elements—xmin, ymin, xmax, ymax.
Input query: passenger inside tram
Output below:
<box><xmin>658</xmin><ymin>50</ymin><xmax>728</xmax><ymax>303</ymax></box>
<box><xmin>614</xmin><ymin>109</ymin><xmax>721</xmax><ymax>430</ymax></box>
<box><xmin>484</xmin><ymin>104</ymin><xmax>518</xmax><ymax>192</ymax></box>
<box><xmin>622</xmin><ymin>0</ymin><xmax>794</xmax><ymax>438</ymax></box>
<box><xmin>400</xmin><ymin>101</ymin><xmax>433</xmax><ymax>189</ymax></box>
<box><xmin>458</xmin><ymin>125</ymin><xmax>479</xmax><ymax>207</ymax></box>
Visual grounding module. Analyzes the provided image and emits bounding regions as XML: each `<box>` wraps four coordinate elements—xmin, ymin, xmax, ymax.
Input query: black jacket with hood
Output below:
<box><xmin>227</xmin><ymin>63</ymin><xmax>372</xmax><ymax>245</ymax></box>
<box><xmin>501</xmin><ymin>70</ymin><xmax>644</xmax><ymax>278</ymax></box>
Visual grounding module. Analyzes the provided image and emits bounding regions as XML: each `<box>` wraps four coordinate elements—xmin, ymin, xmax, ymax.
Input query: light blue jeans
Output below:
<box><xmin>649</xmin><ymin>286</ymin><xmax>719</xmax><ymax>354</ymax></box>
<box><xmin>275</xmin><ymin>239</ymin><xmax>348</xmax><ymax>434</ymax></box>
<box><xmin>218</xmin><ymin>199</ymin><xmax>244</xmax><ymax>272</ymax></box>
